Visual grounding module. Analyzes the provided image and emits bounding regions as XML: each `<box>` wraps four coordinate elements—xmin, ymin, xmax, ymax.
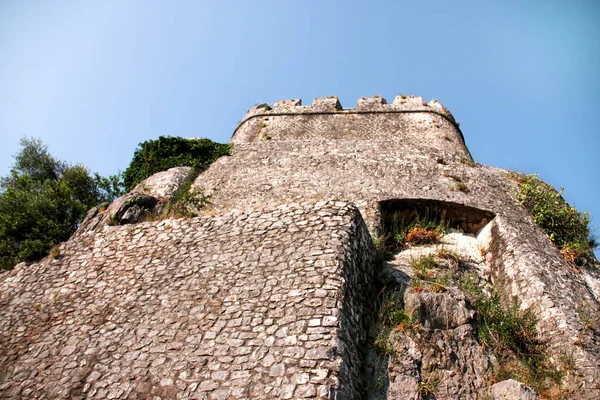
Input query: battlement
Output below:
<box><xmin>232</xmin><ymin>95</ymin><xmax>470</xmax><ymax>160</ymax></box>
<box><xmin>239</xmin><ymin>95</ymin><xmax>457</xmax><ymax>124</ymax></box>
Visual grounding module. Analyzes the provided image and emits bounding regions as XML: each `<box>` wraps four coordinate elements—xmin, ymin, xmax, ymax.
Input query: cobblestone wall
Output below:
<box><xmin>0</xmin><ymin>202</ymin><xmax>376</xmax><ymax>399</ymax></box>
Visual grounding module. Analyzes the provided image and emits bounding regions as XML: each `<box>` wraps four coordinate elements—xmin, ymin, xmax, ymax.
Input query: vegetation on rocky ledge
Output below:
<box><xmin>511</xmin><ymin>173</ymin><xmax>597</xmax><ymax>269</ymax></box>
<box><xmin>122</xmin><ymin>136</ymin><xmax>230</xmax><ymax>191</ymax></box>
<box><xmin>0</xmin><ymin>136</ymin><xmax>230</xmax><ymax>270</ymax></box>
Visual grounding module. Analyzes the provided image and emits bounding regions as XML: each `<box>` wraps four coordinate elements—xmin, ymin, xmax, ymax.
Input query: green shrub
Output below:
<box><xmin>512</xmin><ymin>173</ymin><xmax>596</xmax><ymax>267</ymax></box>
<box><xmin>458</xmin><ymin>274</ymin><xmax>541</xmax><ymax>359</ymax></box>
<box><xmin>122</xmin><ymin>136</ymin><xmax>230</xmax><ymax>191</ymax></box>
<box><xmin>476</xmin><ymin>295</ymin><xmax>542</xmax><ymax>359</ymax></box>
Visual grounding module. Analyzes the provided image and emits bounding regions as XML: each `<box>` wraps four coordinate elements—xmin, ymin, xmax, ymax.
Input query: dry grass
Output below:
<box><xmin>405</xmin><ymin>227</ymin><xmax>441</xmax><ymax>245</ymax></box>
<box><xmin>560</xmin><ymin>247</ymin><xmax>584</xmax><ymax>272</ymax></box>
<box><xmin>456</xmin><ymin>182</ymin><xmax>470</xmax><ymax>193</ymax></box>
<box><xmin>49</xmin><ymin>246</ymin><xmax>61</xmax><ymax>259</ymax></box>
<box><xmin>429</xmin><ymin>283</ymin><xmax>445</xmax><ymax>293</ymax></box>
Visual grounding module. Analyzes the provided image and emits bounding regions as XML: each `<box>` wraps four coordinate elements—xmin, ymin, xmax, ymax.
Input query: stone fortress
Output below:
<box><xmin>1</xmin><ymin>95</ymin><xmax>599</xmax><ymax>399</ymax></box>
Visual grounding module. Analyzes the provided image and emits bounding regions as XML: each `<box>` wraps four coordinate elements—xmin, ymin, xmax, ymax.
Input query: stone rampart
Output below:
<box><xmin>231</xmin><ymin>96</ymin><xmax>471</xmax><ymax>161</ymax></box>
<box><xmin>0</xmin><ymin>201</ymin><xmax>376</xmax><ymax>399</ymax></box>
<box><xmin>193</xmin><ymin>96</ymin><xmax>600</xmax><ymax>397</ymax></box>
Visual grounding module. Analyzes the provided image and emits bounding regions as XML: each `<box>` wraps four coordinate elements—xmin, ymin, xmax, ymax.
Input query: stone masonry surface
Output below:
<box><xmin>0</xmin><ymin>201</ymin><xmax>376</xmax><ymax>399</ymax></box>
<box><xmin>1</xmin><ymin>95</ymin><xmax>600</xmax><ymax>399</ymax></box>
<box><xmin>193</xmin><ymin>96</ymin><xmax>600</xmax><ymax>397</ymax></box>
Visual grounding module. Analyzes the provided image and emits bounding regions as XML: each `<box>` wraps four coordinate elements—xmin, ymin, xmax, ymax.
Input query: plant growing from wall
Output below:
<box><xmin>457</xmin><ymin>273</ymin><xmax>563</xmax><ymax>395</ymax></box>
<box><xmin>409</xmin><ymin>255</ymin><xmax>450</xmax><ymax>292</ymax></box>
<box><xmin>122</xmin><ymin>136</ymin><xmax>231</xmax><ymax>191</ymax></box>
<box><xmin>460</xmin><ymin>157</ymin><xmax>478</xmax><ymax>167</ymax></box>
<box><xmin>510</xmin><ymin>173</ymin><xmax>597</xmax><ymax>268</ymax></box>
<box><xmin>379</xmin><ymin>209</ymin><xmax>449</xmax><ymax>253</ymax></box>
<box><xmin>418</xmin><ymin>377</ymin><xmax>438</xmax><ymax>398</ymax></box>
<box><xmin>373</xmin><ymin>288</ymin><xmax>418</xmax><ymax>356</ymax></box>
<box><xmin>164</xmin><ymin>181</ymin><xmax>209</xmax><ymax>219</ymax></box>
<box><xmin>156</xmin><ymin>167</ymin><xmax>210</xmax><ymax>219</ymax></box>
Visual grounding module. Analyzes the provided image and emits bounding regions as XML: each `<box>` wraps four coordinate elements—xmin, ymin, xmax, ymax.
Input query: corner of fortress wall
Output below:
<box><xmin>1</xmin><ymin>95</ymin><xmax>600</xmax><ymax>399</ymax></box>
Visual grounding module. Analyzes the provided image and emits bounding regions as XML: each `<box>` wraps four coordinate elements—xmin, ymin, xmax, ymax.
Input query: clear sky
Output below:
<box><xmin>1</xmin><ymin>0</ymin><xmax>598</xmax><ymax>254</ymax></box>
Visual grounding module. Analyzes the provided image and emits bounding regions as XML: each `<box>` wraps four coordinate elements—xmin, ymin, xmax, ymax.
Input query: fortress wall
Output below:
<box><xmin>193</xmin><ymin>139</ymin><xmax>498</xmax><ymax>229</ymax></box>
<box><xmin>485</xmin><ymin>215</ymin><xmax>600</xmax><ymax>396</ymax></box>
<box><xmin>192</xmin><ymin>137</ymin><xmax>600</xmax><ymax>396</ymax></box>
<box><xmin>231</xmin><ymin>96</ymin><xmax>471</xmax><ymax>160</ymax></box>
<box><xmin>0</xmin><ymin>201</ymin><xmax>377</xmax><ymax>400</ymax></box>
<box><xmin>2</xmin><ymin>94</ymin><xmax>600</xmax><ymax>398</ymax></box>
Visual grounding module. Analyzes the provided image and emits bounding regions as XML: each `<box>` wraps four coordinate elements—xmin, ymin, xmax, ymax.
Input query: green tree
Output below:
<box><xmin>122</xmin><ymin>136</ymin><xmax>230</xmax><ymax>191</ymax></box>
<box><xmin>0</xmin><ymin>138</ymin><xmax>122</xmax><ymax>269</ymax></box>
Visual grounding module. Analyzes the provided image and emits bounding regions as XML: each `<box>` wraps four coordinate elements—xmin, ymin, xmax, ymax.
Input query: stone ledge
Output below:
<box><xmin>241</xmin><ymin>95</ymin><xmax>456</xmax><ymax>122</ymax></box>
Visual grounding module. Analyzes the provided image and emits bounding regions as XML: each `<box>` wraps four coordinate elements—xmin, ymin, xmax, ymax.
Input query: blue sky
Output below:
<box><xmin>1</xmin><ymin>0</ymin><xmax>598</xmax><ymax>253</ymax></box>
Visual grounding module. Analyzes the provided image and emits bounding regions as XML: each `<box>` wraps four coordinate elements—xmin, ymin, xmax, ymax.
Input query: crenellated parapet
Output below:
<box><xmin>232</xmin><ymin>95</ymin><xmax>469</xmax><ymax>159</ymax></box>
<box><xmin>239</xmin><ymin>95</ymin><xmax>457</xmax><ymax>124</ymax></box>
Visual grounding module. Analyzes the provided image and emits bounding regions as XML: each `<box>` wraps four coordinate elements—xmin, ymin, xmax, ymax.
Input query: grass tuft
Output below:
<box><xmin>379</xmin><ymin>209</ymin><xmax>449</xmax><ymax>253</ymax></box>
<box><xmin>49</xmin><ymin>246</ymin><xmax>61</xmax><ymax>259</ymax></box>
<box><xmin>457</xmin><ymin>272</ymin><xmax>565</xmax><ymax>395</ymax></box>
<box><xmin>418</xmin><ymin>376</ymin><xmax>438</xmax><ymax>397</ymax></box>
<box><xmin>373</xmin><ymin>289</ymin><xmax>419</xmax><ymax>356</ymax></box>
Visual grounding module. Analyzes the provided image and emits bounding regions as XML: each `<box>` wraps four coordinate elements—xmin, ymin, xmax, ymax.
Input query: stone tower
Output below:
<box><xmin>1</xmin><ymin>96</ymin><xmax>599</xmax><ymax>399</ymax></box>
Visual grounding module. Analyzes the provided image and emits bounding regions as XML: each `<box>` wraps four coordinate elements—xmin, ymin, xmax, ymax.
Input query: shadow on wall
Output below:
<box><xmin>378</xmin><ymin>198</ymin><xmax>496</xmax><ymax>236</ymax></box>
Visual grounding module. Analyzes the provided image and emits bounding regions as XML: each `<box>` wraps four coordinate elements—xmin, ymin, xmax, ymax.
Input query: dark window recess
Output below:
<box><xmin>379</xmin><ymin>199</ymin><xmax>496</xmax><ymax>236</ymax></box>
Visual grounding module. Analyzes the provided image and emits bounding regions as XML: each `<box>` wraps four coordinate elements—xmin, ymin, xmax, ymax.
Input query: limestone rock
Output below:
<box><xmin>132</xmin><ymin>166</ymin><xmax>191</xmax><ymax>199</ymax></box>
<box><xmin>111</xmin><ymin>193</ymin><xmax>158</xmax><ymax>224</ymax></box>
<box><xmin>77</xmin><ymin>167</ymin><xmax>193</xmax><ymax>233</ymax></box>
<box><xmin>404</xmin><ymin>286</ymin><xmax>475</xmax><ymax>330</ymax></box>
<box><xmin>491</xmin><ymin>379</ymin><xmax>539</xmax><ymax>400</ymax></box>
<box><xmin>386</xmin><ymin>333</ymin><xmax>421</xmax><ymax>399</ymax></box>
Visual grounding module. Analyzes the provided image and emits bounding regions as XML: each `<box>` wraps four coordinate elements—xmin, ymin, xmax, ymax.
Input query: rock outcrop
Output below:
<box><xmin>78</xmin><ymin>167</ymin><xmax>192</xmax><ymax>231</ymax></box>
<box><xmin>491</xmin><ymin>380</ymin><xmax>539</xmax><ymax>400</ymax></box>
